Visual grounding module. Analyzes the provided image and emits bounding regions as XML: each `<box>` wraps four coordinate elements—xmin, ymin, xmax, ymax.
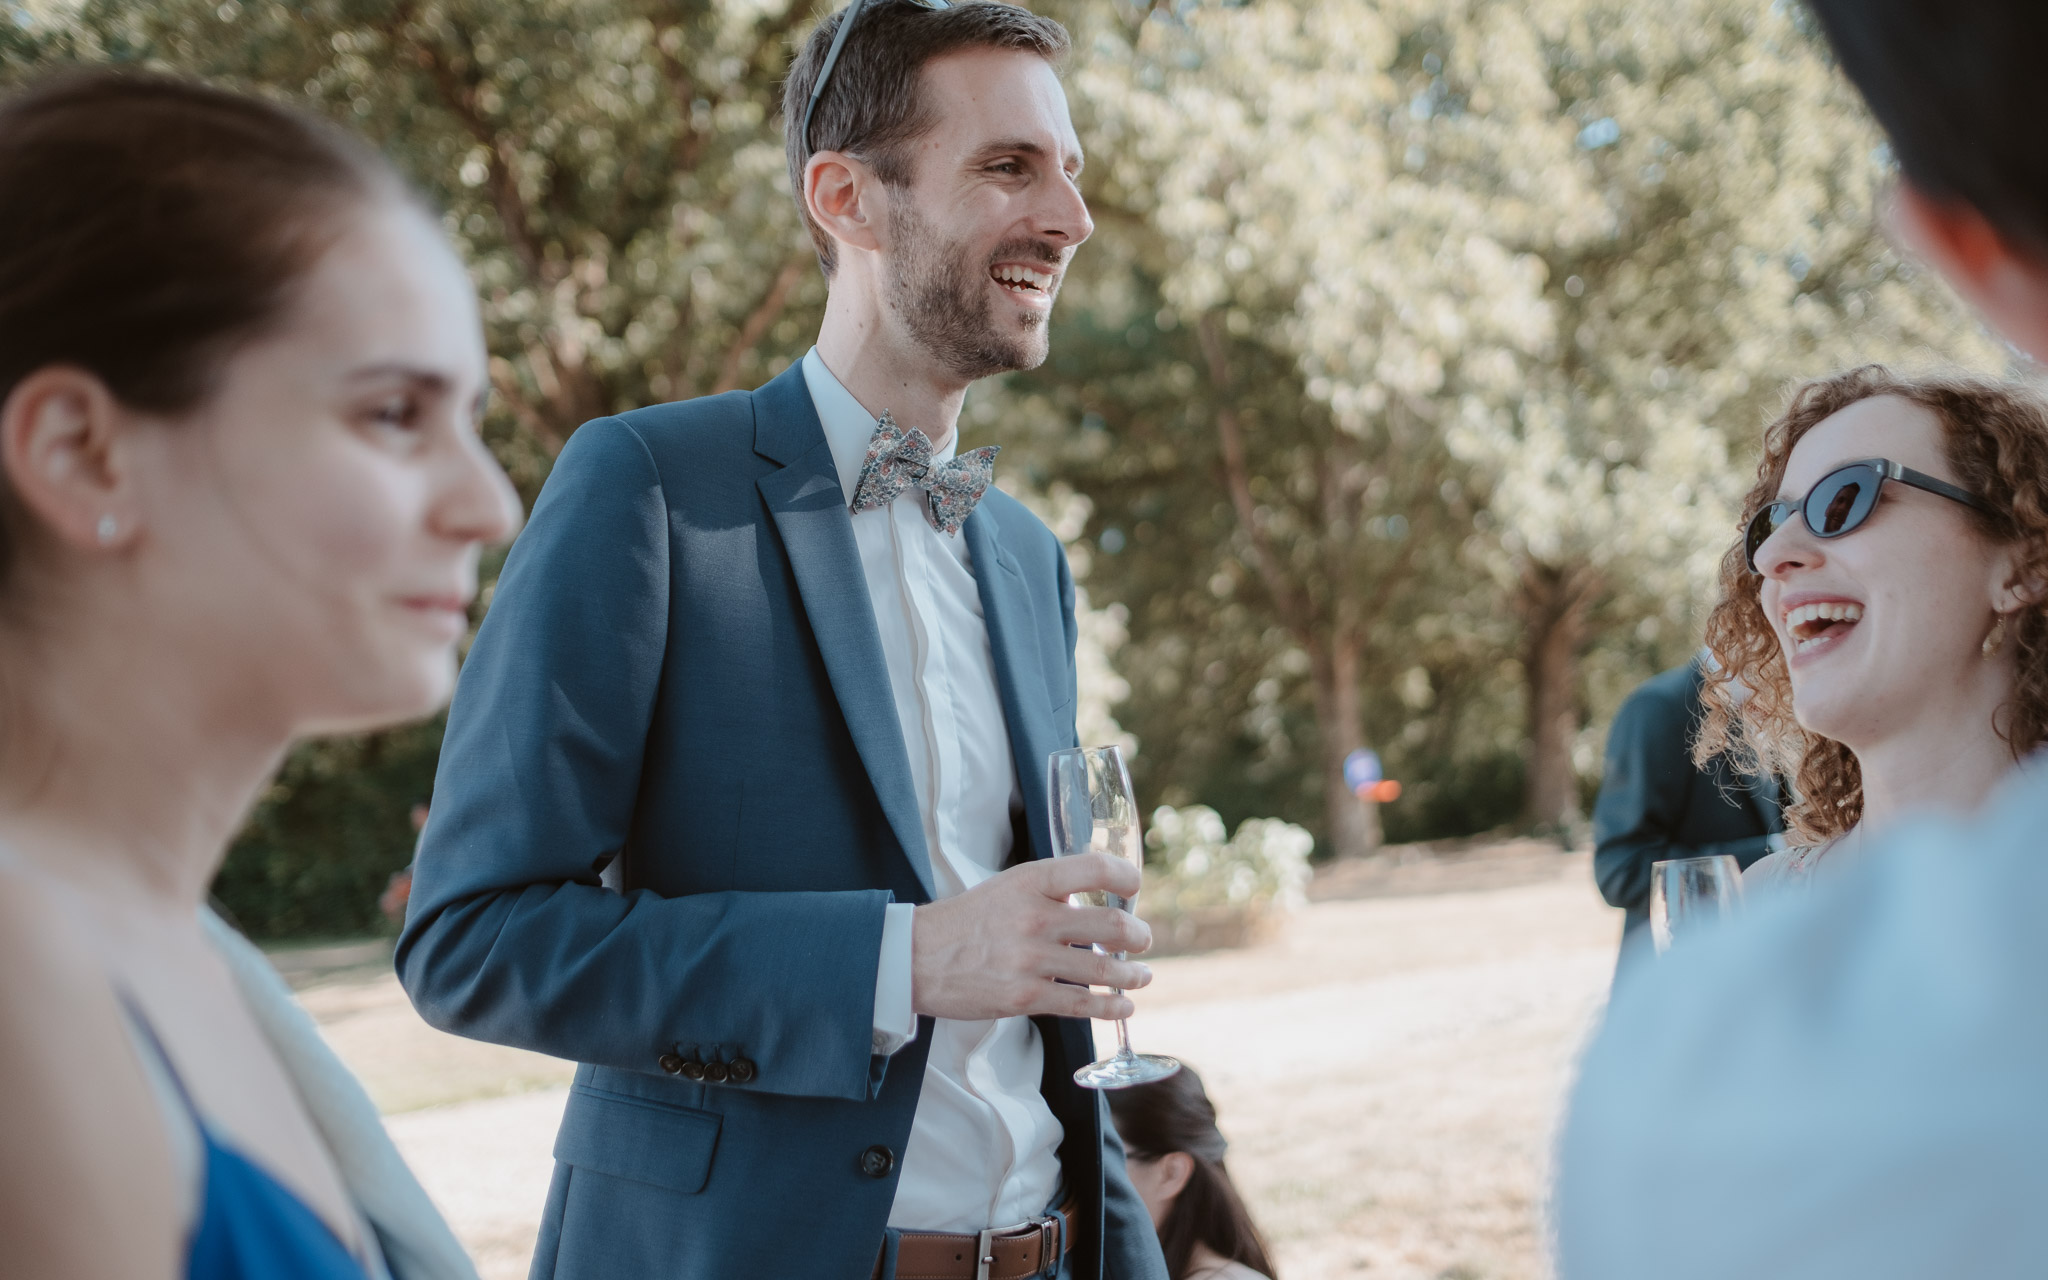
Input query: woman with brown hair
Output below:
<box><xmin>1697</xmin><ymin>365</ymin><xmax>2048</xmax><ymax>885</ymax></box>
<box><xmin>1107</xmin><ymin>1066</ymin><xmax>1277</xmax><ymax>1280</ymax></box>
<box><xmin>0</xmin><ymin>70</ymin><xmax>520</xmax><ymax>1278</ymax></box>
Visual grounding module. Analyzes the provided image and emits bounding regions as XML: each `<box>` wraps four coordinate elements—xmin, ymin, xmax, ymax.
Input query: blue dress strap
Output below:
<box><xmin>116</xmin><ymin>995</ymin><xmax>370</xmax><ymax>1280</ymax></box>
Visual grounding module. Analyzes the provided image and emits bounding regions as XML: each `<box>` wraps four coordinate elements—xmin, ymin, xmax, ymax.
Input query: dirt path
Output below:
<box><xmin>300</xmin><ymin>845</ymin><xmax>1617</xmax><ymax>1280</ymax></box>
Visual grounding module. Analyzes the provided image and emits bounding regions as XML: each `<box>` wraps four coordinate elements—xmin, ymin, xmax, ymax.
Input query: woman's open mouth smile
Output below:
<box><xmin>1783</xmin><ymin>598</ymin><xmax>1864</xmax><ymax>661</ymax></box>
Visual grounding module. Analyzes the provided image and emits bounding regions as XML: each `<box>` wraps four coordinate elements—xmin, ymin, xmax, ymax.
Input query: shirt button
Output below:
<box><xmin>704</xmin><ymin>1061</ymin><xmax>731</xmax><ymax>1084</ymax></box>
<box><xmin>658</xmin><ymin>1053</ymin><xmax>684</xmax><ymax>1075</ymax></box>
<box><xmin>859</xmin><ymin>1145</ymin><xmax>895</xmax><ymax>1179</ymax></box>
<box><xmin>728</xmin><ymin>1057</ymin><xmax>757</xmax><ymax>1084</ymax></box>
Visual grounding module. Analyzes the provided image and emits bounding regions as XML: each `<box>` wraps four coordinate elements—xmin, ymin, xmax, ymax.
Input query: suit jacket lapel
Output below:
<box><xmin>964</xmin><ymin>507</ymin><xmax>1061</xmax><ymax>865</ymax></box>
<box><xmin>752</xmin><ymin>367</ymin><xmax>936</xmax><ymax>900</ymax></box>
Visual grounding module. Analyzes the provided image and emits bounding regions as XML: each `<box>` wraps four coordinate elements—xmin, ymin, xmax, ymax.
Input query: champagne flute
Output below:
<box><xmin>1648</xmin><ymin>854</ymin><xmax>1745</xmax><ymax>954</ymax></box>
<box><xmin>1047</xmin><ymin>745</ymin><xmax>1181</xmax><ymax>1089</ymax></box>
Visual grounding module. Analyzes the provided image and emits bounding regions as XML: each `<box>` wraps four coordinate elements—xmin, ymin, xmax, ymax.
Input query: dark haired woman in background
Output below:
<box><xmin>1107</xmin><ymin>1066</ymin><xmax>1277</xmax><ymax>1280</ymax></box>
<box><xmin>0</xmin><ymin>71</ymin><xmax>519</xmax><ymax>1278</ymax></box>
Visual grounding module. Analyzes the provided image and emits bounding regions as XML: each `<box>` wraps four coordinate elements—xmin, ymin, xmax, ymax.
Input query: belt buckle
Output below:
<box><xmin>975</xmin><ymin>1211</ymin><xmax>1061</xmax><ymax>1280</ymax></box>
<box><xmin>973</xmin><ymin>1227</ymin><xmax>1001</xmax><ymax>1280</ymax></box>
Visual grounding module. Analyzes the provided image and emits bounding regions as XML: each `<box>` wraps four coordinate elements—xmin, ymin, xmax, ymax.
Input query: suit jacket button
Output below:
<box><xmin>859</xmin><ymin>1145</ymin><xmax>895</xmax><ymax>1179</ymax></box>
<box><xmin>658</xmin><ymin>1053</ymin><xmax>685</xmax><ymax>1075</ymax></box>
<box><xmin>681</xmin><ymin>1059</ymin><xmax>707</xmax><ymax>1082</ymax></box>
<box><xmin>703</xmin><ymin>1061</ymin><xmax>731</xmax><ymax>1083</ymax></box>
<box><xmin>728</xmin><ymin>1057</ymin><xmax>757</xmax><ymax>1084</ymax></box>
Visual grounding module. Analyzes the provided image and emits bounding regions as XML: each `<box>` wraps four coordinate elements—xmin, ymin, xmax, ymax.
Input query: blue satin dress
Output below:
<box><xmin>125</xmin><ymin>1001</ymin><xmax>371</xmax><ymax>1280</ymax></box>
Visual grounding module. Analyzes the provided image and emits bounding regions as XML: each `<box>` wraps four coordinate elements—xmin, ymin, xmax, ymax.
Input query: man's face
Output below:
<box><xmin>880</xmin><ymin>47</ymin><xmax>1092</xmax><ymax>381</ymax></box>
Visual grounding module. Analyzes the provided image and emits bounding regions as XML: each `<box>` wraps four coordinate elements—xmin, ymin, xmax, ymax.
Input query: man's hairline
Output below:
<box><xmin>849</xmin><ymin>45</ymin><xmax>1074</xmax><ymax>183</ymax></box>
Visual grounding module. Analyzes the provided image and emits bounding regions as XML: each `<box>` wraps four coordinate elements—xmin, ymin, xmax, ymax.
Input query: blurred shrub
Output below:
<box><xmin>212</xmin><ymin>721</ymin><xmax>443</xmax><ymax>941</ymax></box>
<box><xmin>1143</xmin><ymin>805</ymin><xmax>1314</xmax><ymax>915</ymax></box>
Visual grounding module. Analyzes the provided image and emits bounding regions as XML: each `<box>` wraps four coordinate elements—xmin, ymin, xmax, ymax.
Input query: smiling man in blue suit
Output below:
<box><xmin>396</xmin><ymin>4</ymin><xmax>1170</xmax><ymax>1278</ymax></box>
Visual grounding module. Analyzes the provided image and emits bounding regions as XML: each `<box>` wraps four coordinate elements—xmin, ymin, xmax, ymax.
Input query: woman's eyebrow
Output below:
<box><xmin>344</xmin><ymin>363</ymin><xmax>454</xmax><ymax>393</ymax></box>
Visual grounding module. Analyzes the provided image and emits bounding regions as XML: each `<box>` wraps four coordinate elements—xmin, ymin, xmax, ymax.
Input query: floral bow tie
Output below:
<box><xmin>848</xmin><ymin>411</ymin><xmax>1001</xmax><ymax>536</ymax></box>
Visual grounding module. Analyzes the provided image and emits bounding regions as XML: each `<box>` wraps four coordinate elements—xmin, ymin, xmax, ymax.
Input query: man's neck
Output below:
<box><xmin>814</xmin><ymin>289</ymin><xmax>969</xmax><ymax>450</ymax></box>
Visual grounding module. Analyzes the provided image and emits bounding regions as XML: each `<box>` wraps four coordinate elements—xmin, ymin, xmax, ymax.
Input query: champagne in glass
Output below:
<box><xmin>1048</xmin><ymin>745</ymin><xmax>1180</xmax><ymax>1090</ymax></box>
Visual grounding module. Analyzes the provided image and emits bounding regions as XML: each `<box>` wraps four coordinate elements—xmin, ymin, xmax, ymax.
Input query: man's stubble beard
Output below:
<box><xmin>885</xmin><ymin>198</ymin><xmax>1053</xmax><ymax>382</ymax></box>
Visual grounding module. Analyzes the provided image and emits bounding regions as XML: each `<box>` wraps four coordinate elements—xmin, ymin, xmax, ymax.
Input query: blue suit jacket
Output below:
<box><xmin>397</xmin><ymin>363</ymin><xmax>1166</xmax><ymax>1280</ymax></box>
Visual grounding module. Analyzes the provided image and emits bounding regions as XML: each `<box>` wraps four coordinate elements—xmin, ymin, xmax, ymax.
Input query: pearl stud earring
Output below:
<box><xmin>95</xmin><ymin>514</ymin><xmax>117</xmax><ymax>545</ymax></box>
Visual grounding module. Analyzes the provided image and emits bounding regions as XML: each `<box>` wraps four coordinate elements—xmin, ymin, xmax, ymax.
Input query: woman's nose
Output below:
<box><xmin>433</xmin><ymin>428</ymin><xmax>523</xmax><ymax>547</ymax></box>
<box><xmin>1757</xmin><ymin>520</ymin><xmax>1822</xmax><ymax>580</ymax></box>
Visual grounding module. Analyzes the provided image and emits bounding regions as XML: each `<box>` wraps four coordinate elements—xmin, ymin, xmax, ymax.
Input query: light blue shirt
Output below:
<box><xmin>1556</xmin><ymin>752</ymin><xmax>2048</xmax><ymax>1278</ymax></box>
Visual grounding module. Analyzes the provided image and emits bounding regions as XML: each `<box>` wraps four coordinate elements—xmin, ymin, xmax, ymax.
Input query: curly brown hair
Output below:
<box><xmin>1695</xmin><ymin>365</ymin><xmax>2048</xmax><ymax>843</ymax></box>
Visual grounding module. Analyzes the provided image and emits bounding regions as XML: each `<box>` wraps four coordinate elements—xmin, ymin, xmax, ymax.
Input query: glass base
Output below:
<box><xmin>1072</xmin><ymin>1052</ymin><xmax>1181</xmax><ymax>1090</ymax></box>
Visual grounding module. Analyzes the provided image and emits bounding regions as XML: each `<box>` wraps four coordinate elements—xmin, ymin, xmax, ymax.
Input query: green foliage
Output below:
<box><xmin>213</xmin><ymin>721</ymin><xmax>443</xmax><ymax>940</ymax></box>
<box><xmin>8</xmin><ymin>0</ymin><xmax>831</xmax><ymax>463</ymax></box>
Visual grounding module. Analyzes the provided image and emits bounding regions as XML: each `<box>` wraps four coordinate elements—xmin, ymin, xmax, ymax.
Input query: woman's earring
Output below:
<box><xmin>95</xmin><ymin>514</ymin><xmax>118</xmax><ymax>546</ymax></box>
<box><xmin>1984</xmin><ymin>612</ymin><xmax>2010</xmax><ymax>660</ymax></box>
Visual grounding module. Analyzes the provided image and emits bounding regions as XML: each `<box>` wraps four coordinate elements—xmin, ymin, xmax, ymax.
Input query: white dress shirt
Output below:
<box><xmin>1556</xmin><ymin>752</ymin><xmax>2048</xmax><ymax>1279</ymax></box>
<box><xmin>802</xmin><ymin>348</ymin><xmax>1065</xmax><ymax>1233</ymax></box>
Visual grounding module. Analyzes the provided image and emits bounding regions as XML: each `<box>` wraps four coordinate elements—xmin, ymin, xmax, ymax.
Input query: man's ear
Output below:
<box><xmin>804</xmin><ymin>150</ymin><xmax>886</xmax><ymax>261</ymax></box>
<box><xmin>1885</xmin><ymin>182</ymin><xmax>2048</xmax><ymax>365</ymax></box>
<box><xmin>0</xmin><ymin>366</ymin><xmax>140</xmax><ymax>553</ymax></box>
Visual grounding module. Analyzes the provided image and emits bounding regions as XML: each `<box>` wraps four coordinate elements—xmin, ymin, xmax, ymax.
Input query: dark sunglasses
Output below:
<box><xmin>800</xmin><ymin>0</ymin><xmax>952</xmax><ymax>156</ymax></box>
<box><xmin>1743</xmin><ymin>456</ymin><xmax>1997</xmax><ymax>574</ymax></box>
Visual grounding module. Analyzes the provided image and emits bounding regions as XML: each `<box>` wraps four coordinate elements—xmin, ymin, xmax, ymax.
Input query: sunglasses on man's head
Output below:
<box><xmin>1743</xmin><ymin>457</ymin><xmax>1997</xmax><ymax>575</ymax></box>
<box><xmin>801</xmin><ymin>0</ymin><xmax>953</xmax><ymax>156</ymax></box>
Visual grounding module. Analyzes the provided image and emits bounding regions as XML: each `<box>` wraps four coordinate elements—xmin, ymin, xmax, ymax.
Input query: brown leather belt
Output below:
<box><xmin>872</xmin><ymin>1199</ymin><xmax>1076</xmax><ymax>1280</ymax></box>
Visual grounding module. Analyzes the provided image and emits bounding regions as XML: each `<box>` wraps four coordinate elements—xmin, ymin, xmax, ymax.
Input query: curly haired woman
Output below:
<box><xmin>1697</xmin><ymin>365</ymin><xmax>2048</xmax><ymax>890</ymax></box>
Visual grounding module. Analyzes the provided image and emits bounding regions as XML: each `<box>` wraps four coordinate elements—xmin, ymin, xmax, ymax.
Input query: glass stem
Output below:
<box><xmin>1108</xmin><ymin>946</ymin><xmax>1135</xmax><ymax>1060</ymax></box>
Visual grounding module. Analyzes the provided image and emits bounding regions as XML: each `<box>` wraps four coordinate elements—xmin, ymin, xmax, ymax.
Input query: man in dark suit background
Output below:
<box><xmin>396</xmin><ymin>4</ymin><xmax>1169</xmax><ymax>1277</ymax></box>
<box><xmin>1591</xmin><ymin>653</ymin><xmax>1785</xmax><ymax>970</ymax></box>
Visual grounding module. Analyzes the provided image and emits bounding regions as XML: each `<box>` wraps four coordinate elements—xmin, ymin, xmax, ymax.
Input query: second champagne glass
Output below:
<box><xmin>1648</xmin><ymin>854</ymin><xmax>1745</xmax><ymax>954</ymax></box>
<box><xmin>1047</xmin><ymin>745</ymin><xmax>1180</xmax><ymax>1089</ymax></box>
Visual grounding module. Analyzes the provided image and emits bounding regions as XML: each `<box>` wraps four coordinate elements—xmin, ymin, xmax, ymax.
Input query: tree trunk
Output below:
<box><xmin>1519</xmin><ymin>560</ymin><xmax>1597</xmax><ymax>832</ymax></box>
<box><xmin>1310</xmin><ymin>634</ymin><xmax>1379</xmax><ymax>860</ymax></box>
<box><xmin>1197</xmin><ymin>309</ymin><xmax>1385</xmax><ymax>860</ymax></box>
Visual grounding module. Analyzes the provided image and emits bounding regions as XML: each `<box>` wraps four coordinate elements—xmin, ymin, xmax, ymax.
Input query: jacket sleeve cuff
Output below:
<box><xmin>871</xmin><ymin>902</ymin><xmax>920</xmax><ymax>1055</ymax></box>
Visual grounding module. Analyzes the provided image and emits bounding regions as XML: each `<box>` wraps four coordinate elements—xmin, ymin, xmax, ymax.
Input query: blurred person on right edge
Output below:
<box><xmin>1554</xmin><ymin>3</ymin><xmax>2048</xmax><ymax>1277</ymax></box>
<box><xmin>1106</xmin><ymin>1068</ymin><xmax>1275</xmax><ymax>1280</ymax></box>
